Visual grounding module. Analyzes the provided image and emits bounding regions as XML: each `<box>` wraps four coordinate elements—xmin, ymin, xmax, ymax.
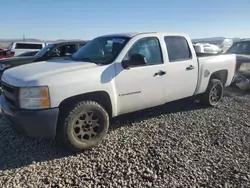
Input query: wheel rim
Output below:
<box><xmin>209</xmin><ymin>83</ymin><xmax>223</xmax><ymax>105</ymax></box>
<box><xmin>73</xmin><ymin>111</ymin><xmax>100</xmax><ymax>141</ymax></box>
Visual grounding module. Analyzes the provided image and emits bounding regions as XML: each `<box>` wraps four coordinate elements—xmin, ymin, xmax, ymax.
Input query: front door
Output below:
<box><xmin>114</xmin><ymin>37</ymin><xmax>167</xmax><ymax>115</ymax></box>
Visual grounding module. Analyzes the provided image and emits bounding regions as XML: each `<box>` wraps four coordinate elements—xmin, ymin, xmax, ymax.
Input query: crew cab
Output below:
<box><xmin>0</xmin><ymin>32</ymin><xmax>236</xmax><ymax>152</ymax></box>
<box><xmin>0</xmin><ymin>40</ymin><xmax>89</xmax><ymax>78</ymax></box>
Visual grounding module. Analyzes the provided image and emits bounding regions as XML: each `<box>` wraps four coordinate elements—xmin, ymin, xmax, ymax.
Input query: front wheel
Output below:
<box><xmin>60</xmin><ymin>101</ymin><xmax>109</xmax><ymax>152</ymax></box>
<box><xmin>201</xmin><ymin>79</ymin><xmax>224</xmax><ymax>106</ymax></box>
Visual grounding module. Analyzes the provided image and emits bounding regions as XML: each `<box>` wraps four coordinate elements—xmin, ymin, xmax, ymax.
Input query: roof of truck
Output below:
<box><xmin>100</xmin><ymin>32</ymin><xmax>141</xmax><ymax>38</ymax></box>
<box><xmin>11</xmin><ymin>41</ymin><xmax>46</xmax><ymax>44</ymax></box>
<box><xmin>49</xmin><ymin>40</ymin><xmax>90</xmax><ymax>45</ymax></box>
<box><xmin>100</xmin><ymin>32</ymin><xmax>186</xmax><ymax>38</ymax></box>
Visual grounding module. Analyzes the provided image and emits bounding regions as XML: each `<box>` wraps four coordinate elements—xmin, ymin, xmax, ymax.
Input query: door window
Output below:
<box><xmin>124</xmin><ymin>37</ymin><xmax>163</xmax><ymax>65</ymax></box>
<box><xmin>64</xmin><ymin>45</ymin><xmax>77</xmax><ymax>56</ymax></box>
<box><xmin>48</xmin><ymin>44</ymin><xmax>76</xmax><ymax>57</ymax></box>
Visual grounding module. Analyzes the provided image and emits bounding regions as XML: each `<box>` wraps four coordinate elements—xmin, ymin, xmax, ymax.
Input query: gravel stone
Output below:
<box><xmin>0</xmin><ymin>88</ymin><xmax>250</xmax><ymax>187</ymax></box>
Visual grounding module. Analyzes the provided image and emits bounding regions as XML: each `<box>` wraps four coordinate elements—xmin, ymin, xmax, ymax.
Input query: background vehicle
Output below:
<box><xmin>17</xmin><ymin>51</ymin><xmax>39</xmax><ymax>57</ymax></box>
<box><xmin>0</xmin><ymin>32</ymin><xmax>236</xmax><ymax>152</ymax></box>
<box><xmin>193</xmin><ymin>43</ymin><xmax>222</xmax><ymax>54</ymax></box>
<box><xmin>220</xmin><ymin>38</ymin><xmax>234</xmax><ymax>52</ymax></box>
<box><xmin>226</xmin><ymin>39</ymin><xmax>250</xmax><ymax>70</ymax></box>
<box><xmin>6</xmin><ymin>41</ymin><xmax>46</xmax><ymax>57</ymax></box>
<box><xmin>0</xmin><ymin>49</ymin><xmax>8</xmax><ymax>59</ymax></box>
<box><xmin>0</xmin><ymin>40</ymin><xmax>89</xmax><ymax>77</ymax></box>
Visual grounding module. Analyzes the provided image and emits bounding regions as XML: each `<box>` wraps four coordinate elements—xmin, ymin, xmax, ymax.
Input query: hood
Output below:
<box><xmin>0</xmin><ymin>56</ymin><xmax>36</xmax><ymax>63</ymax></box>
<box><xmin>2</xmin><ymin>59</ymin><xmax>98</xmax><ymax>86</ymax></box>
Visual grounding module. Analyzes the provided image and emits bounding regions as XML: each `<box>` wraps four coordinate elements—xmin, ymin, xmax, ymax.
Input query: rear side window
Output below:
<box><xmin>164</xmin><ymin>36</ymin><xmax>192</xmax><ymax>62</ymax></box>
<box><xmin>15</xmin><ymin>43</ymin><xmax>43</xmax><ymax>49</ymax></box>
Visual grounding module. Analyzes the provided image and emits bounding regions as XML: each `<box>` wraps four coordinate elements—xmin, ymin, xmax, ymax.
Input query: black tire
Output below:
<box><xmin>60</xmin><ymin>101</ymin><xmax>109</xmax><ymax>152</ymax></box>
<box><xmin>201</xmin><ymin>79</ymin><xmax>224</xmax><ymax>106</ymax></box>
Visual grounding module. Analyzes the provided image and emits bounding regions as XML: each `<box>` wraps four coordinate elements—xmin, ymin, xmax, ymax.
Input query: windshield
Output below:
<box><xmin>35</xmin><ymin>43</ymin><xmax>55</xmax><ymax>57</ymax></box>
<box><xmin>226</xmin><ymin>41</ymin><xmax>250</xmax><ymax>55</ymax></box>
<box><xmin>72</xmin><ymin>36</ymin><xmax>130</xmax><ymax>64</ymax></box>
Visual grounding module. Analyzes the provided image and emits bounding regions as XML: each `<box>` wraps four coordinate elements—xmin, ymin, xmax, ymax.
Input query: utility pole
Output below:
<box><xmin>23</xmin><ymin>34</ymin><xmax>25</xmax><ymax>41</ymax></box>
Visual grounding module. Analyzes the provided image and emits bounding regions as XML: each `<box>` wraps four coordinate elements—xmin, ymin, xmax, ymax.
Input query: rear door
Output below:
<box><xmin>163</xmin><ymin>36</ymin><xmax>198</xmax><ymax>102</ymax></box>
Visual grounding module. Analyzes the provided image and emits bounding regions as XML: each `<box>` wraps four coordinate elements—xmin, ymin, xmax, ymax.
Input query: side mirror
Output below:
<box><xmin>121</xmin><ymin>54</ymin><xmax>147</xmax><ymax>69</ymax></box>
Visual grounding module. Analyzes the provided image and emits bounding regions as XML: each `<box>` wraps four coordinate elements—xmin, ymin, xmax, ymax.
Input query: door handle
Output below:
<box><xmin>186</xmin><ymin>65</ymin><xmax>195</xmax><ymax>70</ymax></box>
<box><xmin>154</xmin><ymin>70</ymin><xmax>166</xmax><ymax>76</ymax></box>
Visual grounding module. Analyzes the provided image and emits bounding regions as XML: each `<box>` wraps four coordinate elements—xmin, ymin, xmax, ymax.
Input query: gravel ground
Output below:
<box><xmin>0</xmin><ymin>88</ymin><xmax>250</xmax><ymax>188</ymax></box>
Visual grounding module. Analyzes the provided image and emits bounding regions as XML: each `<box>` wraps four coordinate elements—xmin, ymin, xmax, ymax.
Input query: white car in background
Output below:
<box><xmin>6</xmin><ymin>41</ymin><xmax>46</xmax><ymax>57</ymax></box>
<box><xmin>194</xmin><ymin>43</ymin><xmax>222</xmax><ymax>54</ymax></box>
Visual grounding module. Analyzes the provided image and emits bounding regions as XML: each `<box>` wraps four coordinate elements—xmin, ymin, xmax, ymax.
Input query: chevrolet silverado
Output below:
<box><xmin>0</xmin><ymin>32</ymin><xmax>236</xmax><ymax>152</ymax></box>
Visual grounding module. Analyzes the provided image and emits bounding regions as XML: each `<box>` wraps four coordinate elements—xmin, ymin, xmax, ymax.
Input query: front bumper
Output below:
<box><xmin>0</xmin><ymin>95</ymin><xmax>59</xmax><ymax>139</ymax></box>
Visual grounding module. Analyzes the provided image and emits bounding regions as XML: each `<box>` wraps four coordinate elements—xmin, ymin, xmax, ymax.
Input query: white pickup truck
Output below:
<box><xmin>0</xmin><ymin>32</ymin><xmax>236</xmax><ymax>152</ymax></box>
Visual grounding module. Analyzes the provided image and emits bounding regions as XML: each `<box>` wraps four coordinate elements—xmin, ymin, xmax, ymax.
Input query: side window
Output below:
<box><xmin>125</xmin><ymin>37</ymin><xmax>163</xmax><ymax>65</ymax></box>
<box><xmin>15</xmin><ymin>43</ymin><xmax>43</xmax><ymax>49</ymax></box>
<box><xmin>63</xmin><ymin>45</ymin><xmax>77</xmax><ymax>56</ymax></box>
<box><xmin>49</xmin><ymin>44</ymin><xmax>76</xmax><ymax>57</ymax></box>
<box><xmin>164</xmin><ymin>36</ymin><xmax>192</xmax><ymax>62</ymax></box>
<box><xmin>47</xmin><ymin>46</ymin><xmax>61</xmax><ymax>57</ymax></box>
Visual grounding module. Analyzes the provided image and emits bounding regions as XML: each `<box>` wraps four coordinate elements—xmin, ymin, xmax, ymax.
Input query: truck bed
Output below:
<box><xmin>196</xmin><ymin>52</ymin><xmax>221</xmax><ymax>57</ymax></box>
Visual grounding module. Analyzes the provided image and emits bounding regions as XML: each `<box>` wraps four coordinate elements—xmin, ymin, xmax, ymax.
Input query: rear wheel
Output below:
<box><xmin>201</xmin><ymin>79</ymin><xmax>224</xmax><ymax>106</ymax></box>
<box><xmin>60</xmin><ymin>101</ymin><xmax>109</xmax><ymax>152</ymax></box>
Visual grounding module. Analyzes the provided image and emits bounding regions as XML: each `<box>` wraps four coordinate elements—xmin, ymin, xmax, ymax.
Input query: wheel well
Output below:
<box><xmin>58</xmin><ymin>91</ymin><xmax>113</xmax><ymax>117</ymax></box>
<box><xmin>209</xmin><ymin>70</ymin><xmax>228</xmax><ymax>86</ymax></box>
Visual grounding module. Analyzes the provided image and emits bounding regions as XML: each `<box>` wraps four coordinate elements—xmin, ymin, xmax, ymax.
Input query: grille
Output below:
<box><xmin>1</xmin><ymin>81</ymin><xmax>19</xmax><ymax>108</ymax></box>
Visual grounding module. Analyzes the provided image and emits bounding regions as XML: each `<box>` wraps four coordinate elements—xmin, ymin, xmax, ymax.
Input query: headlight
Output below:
<box><xmin>19</xmin><ymin>86</ymin><xmax>50</xmax><ymax>109</ymax></box>
<box><xmin>0</xmin><ymin>63</ymin><xmax>11</xmax><ymax>70</ymax></box>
